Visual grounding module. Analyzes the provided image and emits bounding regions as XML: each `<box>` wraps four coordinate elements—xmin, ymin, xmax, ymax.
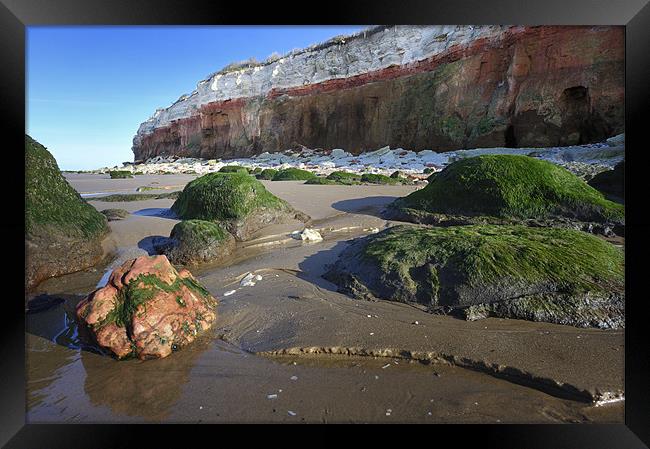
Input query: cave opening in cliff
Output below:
<box><xmin>504</xmin><ymin>125</ymin><xmax>517</xmax><ymax>148</ymax></box>
<box><xmin>560</xmin><ymin>86</ymin><xmax>594</xmax><ymax>145</ymax></box>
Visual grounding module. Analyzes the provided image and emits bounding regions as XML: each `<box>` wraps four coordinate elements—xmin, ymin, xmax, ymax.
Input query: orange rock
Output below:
<box><xmin>76</xmin><ymin>255</ymin><xmax>218</xmax><ymax>360</ymax></box>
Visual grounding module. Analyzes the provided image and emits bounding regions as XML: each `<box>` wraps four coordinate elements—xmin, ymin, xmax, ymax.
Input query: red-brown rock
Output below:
<box><xmin>76</xmin><ymin>255</ymin><xmax>218</xmax><ymax>360</ymax></box>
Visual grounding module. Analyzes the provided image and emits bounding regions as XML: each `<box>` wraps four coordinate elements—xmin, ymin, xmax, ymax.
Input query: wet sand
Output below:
<box><xmin>27</xmin><ymin>175</ymin><xmax>624</xmax><ymax>423</ymax></box>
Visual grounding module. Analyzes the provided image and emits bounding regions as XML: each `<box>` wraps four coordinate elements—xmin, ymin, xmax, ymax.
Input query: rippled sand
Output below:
<box><xmin>26</xmin><ymin>175</ymin><xmax>624</xmax><ymax>423</ymax></box>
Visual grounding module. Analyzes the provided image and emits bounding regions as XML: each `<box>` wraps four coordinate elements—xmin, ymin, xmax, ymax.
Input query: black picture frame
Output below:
<box><xmin>3</xmin><ymin>0</ymin><xmax>649</xmax><ymax>446</ymax></box>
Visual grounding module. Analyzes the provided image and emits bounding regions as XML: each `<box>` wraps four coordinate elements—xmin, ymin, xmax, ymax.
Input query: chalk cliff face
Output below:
<box><xmin>132</xmin><ymin>25</ymin><xmax>624</xmax><ymax>161</ymax></box>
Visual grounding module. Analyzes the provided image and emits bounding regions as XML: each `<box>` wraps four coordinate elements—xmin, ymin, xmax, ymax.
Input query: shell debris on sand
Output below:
<box><xmin>290</xmin><ymin>228</ymin><xmax>323</xmax><ymax>242</ymax></box>
<box><xmin>240</xmin><ymin>272</ymin><xmax>263</xmax><ymax>287</ymax></box>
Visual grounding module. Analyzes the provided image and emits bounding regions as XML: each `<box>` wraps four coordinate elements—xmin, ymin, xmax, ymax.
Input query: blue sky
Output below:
<box><xmin>26</xmin><ymin>26</ymin><xmax>365</xmax><ymax>170</ymax></box>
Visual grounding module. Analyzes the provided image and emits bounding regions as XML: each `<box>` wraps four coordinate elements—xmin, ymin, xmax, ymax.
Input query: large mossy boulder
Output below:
<box><xmin>171</xmin><ymin>172</ymin><xmax>308</xmax><ymax>240</ymax></box>
<box><xmin>588</xmin><ymin>160</ymin><xmax>624</xmax><ymax>202</ymax></box>
<box><xmin>26</xmin><ymin>135</ymin><xmax>109</xmax><ymax>290</ymax></box>
<box><xmin>156</xmin><ymin>220</ymin><xmax>235</xmax><ymax>265</ymax></box>
<box><xmin>76</xmin><ymin>255</ymin><xmax>217</xmax><ymax>360</ymax></box>
<box><xmin>385</xmin><ymin>155</ymin><xmax>624</xmax><ymax>234</ymax></box>
<box><xmin>324</xmin><ymin>225</ymin><xmax>624</xmax><ymax>329</ymax></box>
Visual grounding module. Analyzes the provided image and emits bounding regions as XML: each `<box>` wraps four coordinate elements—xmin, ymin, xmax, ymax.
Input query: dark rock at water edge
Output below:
<box><xmin>101</xmin><ymin>208</ymin><xmax>130</xmax><ymax>221</ymax></box>
<box><xmin>155</xmin><ymin>220</ymin><xmax>236</xmax><ymax>265</ymax></box>
<box><xmin>324</xmin><ymin>225</ymin><xmax>624</xmax><ymax>329</ymax></box>
<box><xmin>588</xmin><ymin>160</ymin><xmax>624</xmax><ymax>203</ymax></box>
<box><xmin>25</xmin><ymin>135</ymin><xmax>109</xmax><ymax>291</ymax></box>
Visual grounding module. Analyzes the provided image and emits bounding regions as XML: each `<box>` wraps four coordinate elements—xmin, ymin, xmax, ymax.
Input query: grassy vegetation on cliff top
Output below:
<box><xmin>272</xmin><ymin>168</ymin><xmax>317</xmax><ymax>181</ymax></box>
<box><xmin>26</xmin><ymin>135</ymin><xmax>108</xmax><ymax>238</ymax></box>
<box><xmin>171</xmin><ymin>172</ymin><xmax>289</xmax><ymax>221</ymax></box>
<box><xmin>361</xmin><ymin>225</ymin><xmax>624</xmax><ymax>301</ymax></box>
<box><xmin>400</xmin><ymin>155</ymin><xmax>624</xmax><ymax>221</ymax></box>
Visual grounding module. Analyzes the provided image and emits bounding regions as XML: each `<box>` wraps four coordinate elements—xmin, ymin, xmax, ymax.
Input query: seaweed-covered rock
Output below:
<box><xmin>109</xmin><ymin>170</ymin><xmax>133</xmax><ymax>179</ymax></box>
<box><xmin>257</xmin><ymin>168</ymin><xmax>278</xmax><ymax>180</ymax></box>
<box><xmin>324</xmin><ymin>225</ymin><xmax>624</xmax><ymax>329</ymax></box>
<box><xmin>171</xmin><ymin>172</ymin><xmax>308</xmax><ymax>240</ymax></box>
<box><xmin>272</xmin><ymin>168</ymin><xmax>316</xmax><ymax>181</ymax></box>
<box><xmin>361</xmin><ymin>173</ymin><xmax>400</xmax><ymax>185</ymax></box>
<box><xmin>101</xmin><ymin>209</ymin><xmax>130</xmax><ymax>221</ymax></box>
<box><xmin>218</xmin><ymin>165</ymin><xmax>248</xmax><ymax>174</ymax></box>
<box><xmin>327</xmin><ymin>171</ymin><xmax>362</xmax><ymax>184</ymax></box>
<box><xmin>386</xmin><ymin>155</ymin><xmax>624</xmax><ymax>234</ymax></box>
<box><xmin>76</xmin><ymin>255</ymin><xmax>218</xmax><ymax>360</ymax></box>
<box><xmin>157</xmin><ymin>220</ymin><xmax>235</xmax><ymax>265</ymax></box>
<box><xmin>588</xmin><ymin>160</ymin><xmax>624</xmax><ymax>202</ymax></box>
<box><xmin>26</xmin><ymin>135</ymin><xmax>109</xmax><ymax>290</ymax></box>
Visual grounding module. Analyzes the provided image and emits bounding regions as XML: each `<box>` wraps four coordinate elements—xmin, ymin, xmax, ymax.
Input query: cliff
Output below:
<box><xmin>132</xmin><ymin>25</ymin><xmax>624</xmax><ymax>162</ymax></box>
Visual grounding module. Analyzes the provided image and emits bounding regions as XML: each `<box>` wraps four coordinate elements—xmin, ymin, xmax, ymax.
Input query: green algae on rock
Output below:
<box><xmin>361</xmin><ymin>173</ymin><xmax>401</xmax><ymax>185</ymax></box>
<box><xmin>218</xmin><ymin>165</ymin><xmax>249</xmax><ymax>174</ymax></box>
<box><xmin>100</xmin><ymin>208</ymin><xmax>130</xmax><ymax>221</ymax></box>
<box><xmin>272</xmin><ymin>168</ymin><xmax>317</xmax><ymax>181</ymax></box>
<box><xmin>256</xmin><ymin>168</ymin><xmax>278</xmax><ymax>180</ymax></box>
<box><xmin>157</xmin><ymin>220</ymin><xmax>236</xmax><ymax>265</ymax></box>
<box><xmin>109</xmin><ymin>170</ymin><xmax>134</xmax><ymax>179</ymax></box>
<box><xmin>171</xmin><ymin>172</ymin><xmax>308</xmax><ymax>240</ymax></box>
<box><xmin>89</xmin><ymin>191</ymin><xmax>180</xmax><ymax>202</ymax></box>
<box><xmin>306</xmin><ymin>171</ymin><xmax>362</xmax><ymax>185</ymax></box>
<box><xmin>386</xmin><ymin>155</ymin><xmax>624</xmax><ymax>234</ymax></box>
<box><xmin>26</xmin><ymin>135</ymin><xmax>109</xmax><ymax>290</ymax></box>
<box><xmin>324</xmin><ymin>224</ymin><xmax>624</xmax><ymax>329</ymax></box>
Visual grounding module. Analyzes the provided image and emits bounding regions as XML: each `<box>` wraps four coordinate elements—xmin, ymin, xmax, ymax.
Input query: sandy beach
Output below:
<box><xmin>26</xmin><ymin>173</ymin><xmax>624</xmax><ymax>423</ymax></box>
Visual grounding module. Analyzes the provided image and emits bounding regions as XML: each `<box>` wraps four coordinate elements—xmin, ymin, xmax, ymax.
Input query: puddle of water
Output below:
<box><xmin>132</xmin><ymin>208</ymin><xmax>177</xmax><ymax>219</ymax></box>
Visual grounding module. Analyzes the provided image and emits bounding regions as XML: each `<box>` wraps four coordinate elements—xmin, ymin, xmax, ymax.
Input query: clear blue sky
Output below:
<box><xmin>27</xmin><ymin>26</ymin><xmax>365</xmax><ymax>170</ymax></box>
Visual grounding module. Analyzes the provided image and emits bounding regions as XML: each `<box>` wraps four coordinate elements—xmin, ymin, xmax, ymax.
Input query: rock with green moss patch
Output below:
<box><xmin>26</xmin><ymin>135</ymin><xmax>109</xmax><ymax>290</ymax></box>
<box><xmin>361</xmin><ymin>173</ymin><xmax>403</xmax><ymax>185</ymax></box>
<box><xmin>386</xmin><ymin>155</ymin><xmax>624</xmax><ymax>235</ymax></box>
<box><xmin>272</xmin><ymin>168</ymin><xmax>316</xmax><ymax>181</ymax></box>
<box><xmin>109</xmin><ymin>170</ymin><xmax>133</xmax><ymax>179</ymax></box>
<box><xmin>327</xmin><ymin>171</ymin><xmax>362</xmax><ymax>184</ymax></box>
<box><xmin>171</xmin><ymin>172</ymin><xmax>309</xmax><ymax>240</ymax></box>
<box><xmin>88</xmin><ymin>191</ymin><xmax>180</xmax><ymax>202</ymax></box>
<box><xmin>157</xmin><ymin>220</ymin><xmax>236</xmax><ymax>265</ymax></box>
<box><xmin>324</xmin><ymin>225</ymin><xmax>624</xmax><ymax>328</ymax></box>
<box><xmin>76</xmin><ymin>255</ymin><xmax>218</xmax><ymax>360</ymax></box>
<box><xmin>256</xmin><ymin>168</ymin><xmax>278</xmax><ymax>180</ymax></box>
<box><xmin>101</xmin><ymin>208</ymin><xmax>130</xmax><ymax>221</ymax></box>
<box><xmin>218</xmin><ymin>165</ymin><xmax>248</xmax><ymax>174</ymax></box>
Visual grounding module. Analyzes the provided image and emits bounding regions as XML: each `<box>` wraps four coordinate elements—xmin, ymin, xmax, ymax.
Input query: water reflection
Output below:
<box><xmin>26</xmin><ymin>294</ymin><xmax>211</xmax><ymax>420</ymax></box>
<box><xmin>81</xmin><ymin>334</ymin><xmax>209</xmax><ymax>420</ymax></box>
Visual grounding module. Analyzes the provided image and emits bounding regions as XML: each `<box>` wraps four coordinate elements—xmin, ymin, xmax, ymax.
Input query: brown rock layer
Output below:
<box><xmin>133</xmin><ymin>26</ymin><xmax>624</xmax><ymax>161</ymax></box>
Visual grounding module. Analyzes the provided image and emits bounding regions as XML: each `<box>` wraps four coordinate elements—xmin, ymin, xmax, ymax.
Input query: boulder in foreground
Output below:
<box><xmin>385</xmin><ymin>155</ymin><xmax>624</xmax><ymax>235</ymax></box>
<box><xmin>171</xmin><ymin>172</ymin><xmax>309</xmax><ymax>240</ymax></box>
<box><xmin>76</xmin><ymin>255</ymin><xmax>218</xmax><ymax>359</ymax></box>
<box><xmin>324</xmin><ymin>225</ymin><xmax>624</xmax><ymax>329</ymax></box>
<box><xmin>26</xmin><ymin>135</ymin><xmax>109</xmax><ymax>290</ymax></box>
